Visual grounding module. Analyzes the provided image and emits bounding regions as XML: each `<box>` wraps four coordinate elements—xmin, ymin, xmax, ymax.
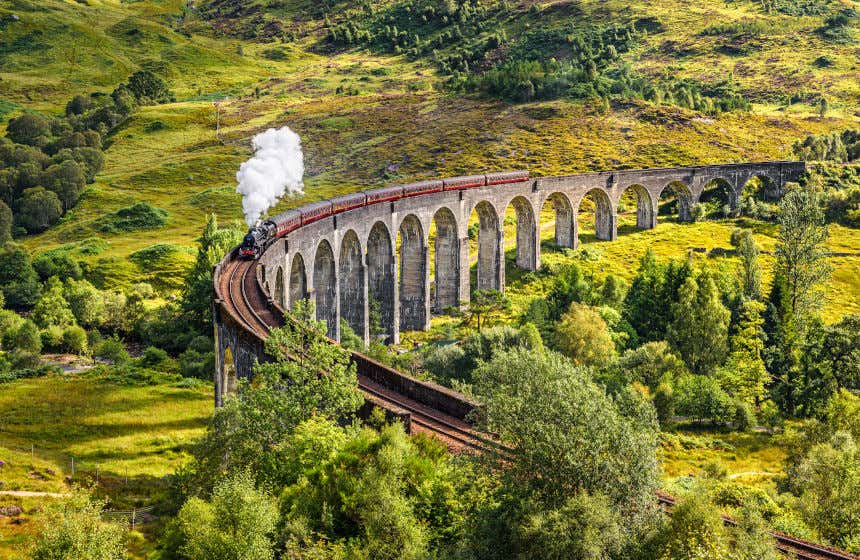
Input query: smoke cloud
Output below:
<box><xmin>236</xmin><ymin>126</ymin><xmax>304</xmax><ymax>226</ymax></box>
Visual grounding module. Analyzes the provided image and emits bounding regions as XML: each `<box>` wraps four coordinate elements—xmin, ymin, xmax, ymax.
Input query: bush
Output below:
<box><xmin>0</xmin><ymin>243</ymin><xmax>40</xmax><ymax>309</ymax></box>
<box><xmin>710</xmin><ymin>482</ymin><xmax>781</xmax><ymax>519</ymax></box>
<box><xmin>2</xmin><ymin>318</ymin><xmax>42</xmax><ymax>354</ymax></box>
<box><xmin>168</xmin><ymin>472</ymin><xmax>278</xmax><ymax>559</ymax></box>
<box><xmin>95</xmin><ymin>202</ymin><xmax>168</xmax><ymax>233</ymax></box>
<box><xmin>0</xmin><ymin>200</ymin><xmax>11</xmax><ymax>244</ymax></box>
<box><xmin>32</xmin><ymin>251</ymin><xmax>83</xmax><ymax>281</ymax></box>
<box><xmin>140</xmin><ymin>345</ymin><xmax>168</xmax><ymax>366</ymax></box>
<box><xmin>126</xmin><ymin>70</ymin><xmax>172</xmax><ymax>104</ymax></box>
<box><xmin>5</xmin><ymin>113</ymin><xmax>51</xmax><ymax>147</ymax></box>
<box><xmin>674</xmin><ymin>375</ymin><xmax>735</xmax><ymax>425</ymax></box>
<box><xmin>733</xmin><ymin>400</ymin><xmax>757</xmax><ymax>432</ymax></box>
<box><xmin>62</xmin><ymin>325</ymin><xmax>89</xmax><ymax>355</ymax></box>
<box><xmin>31</xmin><ymin>490</ymin><xmax>125</xmax><ymax>560</ymax></box>
<box><xmin>40</xmin><ymin>325</ymin><xmax>65</xmax><ymax>351</ymax></box>
<box><xmin>421</xmin><ymin>343</ymin><xmax>467</xmax><ymax>382</ymax></box>
<box><xmin>177</xmin><ymin>335</ymin><xmax>214</xmax><ymax>379</ymax></box>
<box><xmin>654</xmin><ymin>381</ymin><xmax>675</xmax><ymax>426</ymax></box>
<box><xmin>93</xmin><ymin>335</ymin><xmax>129</xmax><ymax>364</ymax></box>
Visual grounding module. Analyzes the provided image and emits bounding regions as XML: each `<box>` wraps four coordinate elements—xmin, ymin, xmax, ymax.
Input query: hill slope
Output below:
<box><xmin>0</xmin><ymin>0</ymin><xmax>856</xmax><ymax>301</ymax></box>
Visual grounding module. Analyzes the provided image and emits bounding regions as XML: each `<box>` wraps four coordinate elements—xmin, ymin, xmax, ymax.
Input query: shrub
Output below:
<box><xmin>30</xmin><ymin>490</ymin><xmax>125</xmax><ymax>560</ymax></box>
<box><xmin>168</xmin><ymin>472</ymin><xmax>278</xmax><ymax>560</ymax></box>
<box><xmin>95</xmin><ymin>202</ymin><xmax>168</xmax><ymax>233</ymax></box>
<box><xmin>2</xmin><ymin>318</ymin><xmax>42</xmax><ymax>354</ymax></box>
<box><xmin>262</xmin><ymin>48</ymin><xmax>287</xmax><ymax>60</ymax></box>
<box><xmin>0</xmin><ymin>200</ymin><xmax>11</xmax><ymax>244</ymax></box>
<box><xmin>32</xmin><ymin>278</ymin><xmax>76</xmax><ymax>328</ymax></box>
<box><xmin>126</xmin><ymin>70</ymin><xmax>172</xmax><ymax>104</ymax></box>
<box><xmin>140</xmin><ymin>345</ymin><xmax>168</xmax><ymax>366</ymax></box>
<box><xmin>40</xmin><ymin>325</ymin><xmax>65</xmax><ymax>351</ymax></box>
<box><xmin>179</xmin><ymin>348</ymin><xmax>215</xmax><ymax>379</ymax></box>
<box><xmin>0</xmin><ymin>243</ymin><xmax>40</xmax><ymax>309</ymax></box>
<box><xmin>421</xmin><ymin>343</ymin><xmax>467</xmax><ymax>382</ymax></box>
<box><xmin>128</xmin><ymin>243</ymin><xmax>181</xmax><ymax>267</ymax></box>
<box><xmin>42</xmin><ymin>159</ymin><xmax>85</xmax><ymax>210</ymax></box>
<box><xmin>654</xmin><ymin>381</ymin><xmax>675</xmax><ymax>426</ymax></box>
<box><xmin>673</xmin><ymin>375</ymin><xmax>734</xmax><ymax>425</ymax></box>
<box><xmin>733</xmin><ymin>400</ymin><xmax>757</xmax><ymax>432</ymax></box>
<box><xmin>93</xmin><ymin>335</ymin><xmax>129</xmax><ymax>364</ymax></box>
<box><xmin>62</xmin><ymin>325</ymin><xmax>89</xmax><ymax>355</ymax></box>
<box><xmin>5</xmin><ymin>113</ymin><xmax>51</xmax><ymax>147</ymax></box>
<box><xmin>32</xmin><ymin>251</ymin><xmax>83</xmax><ymax>281</ymax></box>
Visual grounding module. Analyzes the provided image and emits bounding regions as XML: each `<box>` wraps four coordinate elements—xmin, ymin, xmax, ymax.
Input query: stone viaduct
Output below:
<box><xmin>247</xmin><ymin>161</ymin><xmax>804</xmax><ymax>348</ymax></box>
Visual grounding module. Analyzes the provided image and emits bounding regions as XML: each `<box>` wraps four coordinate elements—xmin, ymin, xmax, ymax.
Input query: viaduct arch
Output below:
<box><xmin>216</xmin><ymin>161</ymin><xmax>805</xmax><ymax>382</ymax></box>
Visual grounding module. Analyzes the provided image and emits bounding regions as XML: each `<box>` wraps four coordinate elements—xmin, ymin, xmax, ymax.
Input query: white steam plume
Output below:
<box><xmin>236</xmin><ymin>126</ymin><xmax>304</xmax><ymax>226</ymax></box>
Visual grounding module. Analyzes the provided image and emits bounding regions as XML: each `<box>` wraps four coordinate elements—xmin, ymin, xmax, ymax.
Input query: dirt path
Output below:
<box><xmin>0</xmin><ymin>490</ymin><xmax>67</xmax><ymax>498</ymax></box>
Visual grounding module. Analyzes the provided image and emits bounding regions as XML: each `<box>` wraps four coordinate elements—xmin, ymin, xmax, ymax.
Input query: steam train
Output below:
<box><xmin>239</xmin><ymin>170</ymin><xmax>530</xmax><ymax>259</ymax></box>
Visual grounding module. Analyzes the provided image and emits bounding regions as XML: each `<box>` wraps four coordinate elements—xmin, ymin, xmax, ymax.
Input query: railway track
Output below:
<box><xmin>656</xmin><ymin>493</ymin><xmax>859</xmax><ymax>560</ymax></box>
<box><xmin>219</xmin><ymin>254</ymin><xmax>856</xmax><ymax>560</ymax></box>
<box><xmin>220</xmin><ymin>255</ymin><xmax>499</xmax><ymax>454</ymax></box>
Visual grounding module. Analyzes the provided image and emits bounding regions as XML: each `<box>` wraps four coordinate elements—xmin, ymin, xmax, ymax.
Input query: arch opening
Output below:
<box><xmin>274</xmin><ymin>266</ymin><xmax>285</xmax><ymax>308</ymax></box>
<box><xmin>659</xmin><ymin>181</ymin><xmax>694</xmax><ymax>222</ymax></box>
<box><xmin>367</xmin><ymin>221</ymin><xmax>396</xmax><ymax>342</ymax></box>
<box><xmin>289</xmin><ymin>253</ymin><xmax>308</xmax><ymax>310</ymax></box>
<box><xmin>468</xmin><ymin>201</ymin><xmax>502</xmax><ymax>294</ymax></box>
<box><xmin>577</xmin><ymin>188</ymin><xmax>615</xmax><ymax>243</ymax></box>
<box><xmin>398</xmin><ymin>215</ymin><xmax>427</xmax><ymax>331</ymax></box>
<box><xmin>740</xmin><ymin>175</ymin><xmax>780</xmax><ymax>219</ymax></box>
<box><xmin>540</xmin><ymin>192</ymin><xmax>576</xmax><ymax>250</ymax></box>
<box><xmin>504</xmin><ymin>196</ymin><xmax>538</xmax><ymax>272</ymax></box>
<box><xmin>339</xmin><ymin>230</ymin><xmax>365</xmax><ymax>340</ymax></box>
<box><xmin>313</xmin><ymin>240</ymin><xmax>337</xmax><ymax>338</ymax></box>
<box><xmin>430</xmin><ymin>207</ymin><xmax>460</xmax><ymax>312</ymax></box>
<box><xmin>700</xmin><ymin>178</ymin><xmax>737</xmax><ymax>219</ymax></box>
<box><xmin>617</xmin><ymin>184</ymin><xmax>655</xmax><ymax>233</ymax></box>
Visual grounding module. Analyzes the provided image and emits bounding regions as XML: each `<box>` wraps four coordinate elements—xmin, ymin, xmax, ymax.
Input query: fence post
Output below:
<box><xmin>132</xmin><ymin>509</ymin><xmax>136</xmax><ymax>531</ymax></box>
<box><xmin>96</xmin><ymin>465</ymin><xmax>99</xmax><ymax>484</ymax></box>
<box><xmin>30</xmin><ymin>444</ymin><xmax>33</xmax><ymax>464</ymax></box>
<box><xmin>71</xmin><ymin>457</ymin><xmax>75</xmax><ymax>476</ymax></box>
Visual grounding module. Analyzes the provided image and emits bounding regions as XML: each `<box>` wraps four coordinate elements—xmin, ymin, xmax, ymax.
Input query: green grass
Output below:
<box><xmin>660</xmin><ymin>427</ymin><xmax>788</xmax><ymax>493</ymax></box>
<box><xmin>0</xmin><ymin>370</ymin><xmax>212</xmax><ymax>559</ymax></box>
<box><xmin>1</xmin><ymin>0</ymin><xmax>852</xmax><ymax>300</ymax></box>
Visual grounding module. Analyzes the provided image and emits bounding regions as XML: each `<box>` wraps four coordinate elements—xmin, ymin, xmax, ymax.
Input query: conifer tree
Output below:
<box><xmin>623</xmin><ymin>250</ymin><xmax>666</xmax><ymax>342</ymax></box>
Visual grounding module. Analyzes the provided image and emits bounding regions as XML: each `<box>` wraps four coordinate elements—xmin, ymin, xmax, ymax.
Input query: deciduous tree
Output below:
<box><xmin>553</xmin><ymin>302</ymin><xmax>616</xmax><ymax>367</ymax></box>
<box><xmin>667</xmin><ymin>274</ymin><xmax>730</xmax><ymax>375</ymax></box>
<box><xmin>774</xmin><ymin>188</ymin><xmax>831</xmax><ymax>332</ymax></box>
<box><xmin>17</xmin><ymin>187</ymin><xmax>63</xmax><ymax>233</ymax></box>
<box><xmin>30</xmin><ymin>490</ymin><xmax>125</xmax><ymax>560</ymax></box>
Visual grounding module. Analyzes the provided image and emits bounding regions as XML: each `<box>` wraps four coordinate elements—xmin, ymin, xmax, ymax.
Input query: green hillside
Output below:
<box><xmin>0</xmin><ymin>0</ymin><xmax>856</xmax><ymax>291</ymax></box>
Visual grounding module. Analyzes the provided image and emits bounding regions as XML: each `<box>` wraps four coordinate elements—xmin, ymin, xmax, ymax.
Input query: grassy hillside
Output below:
<box><xmin>0</xmin><ymin>369</ymin><xmax>211</xmax><ymax>559</ymax></box>
<box><xmin>0</xmin><ymin>0</ymin><xmax>857</xmax><ymax>299</ymax></box>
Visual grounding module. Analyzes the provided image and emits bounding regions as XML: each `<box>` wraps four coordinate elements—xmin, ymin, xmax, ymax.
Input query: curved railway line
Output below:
<box><xmin>217</xmin><ymin>251</ymin><xmax>857</xmax><ymax>560</ymax></box>
<box><xmin>218</xmin><ymin>254</ymin><xmax>502</xmax><ymax>454</ymax></box>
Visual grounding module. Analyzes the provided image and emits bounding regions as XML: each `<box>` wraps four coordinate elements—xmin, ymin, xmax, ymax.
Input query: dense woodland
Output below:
<box><xmin>0</xmin><ymin>0</ymin><xmax>858</xmax><ymax>558</ymax></box>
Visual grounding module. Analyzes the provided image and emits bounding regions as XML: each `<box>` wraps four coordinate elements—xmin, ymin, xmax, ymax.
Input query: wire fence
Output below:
<box><xmin>101</xmin><ymin>505</ymin><xmax>157</xmax><ymax>529</ymax></box>
<box><xmin>0</xmin><ymin>441</ymin><xmax>162</xmax><ymax>523</ymax></box>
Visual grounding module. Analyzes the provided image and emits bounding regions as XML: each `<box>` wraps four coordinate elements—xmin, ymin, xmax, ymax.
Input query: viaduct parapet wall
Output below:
<box><xmin>254</xmin><ymin>161</ymin><xmax>804</xmax><ymax>346</ymax></box>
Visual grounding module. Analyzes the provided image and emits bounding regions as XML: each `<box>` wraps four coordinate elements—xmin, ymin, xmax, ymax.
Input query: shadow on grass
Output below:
<box><xmin>0</xmin><ymin>375</ymin><xmax>210</xmax><ymax>462</ymax></box>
